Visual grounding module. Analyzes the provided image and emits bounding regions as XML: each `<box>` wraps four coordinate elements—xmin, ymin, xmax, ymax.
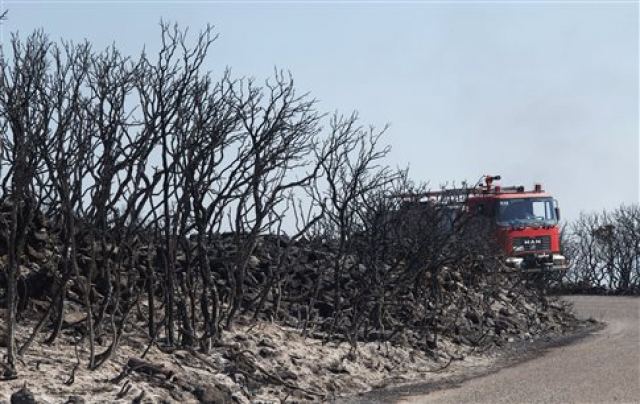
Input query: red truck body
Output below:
<box><xmin>465</xmin><ymin>176</ymin><xmax>567</xmax><ymax>271</ymax></box>
<box><xmin>398</xmin><ymin>175</ymin><xmax>568</xmax><ymax>271</ymax></box>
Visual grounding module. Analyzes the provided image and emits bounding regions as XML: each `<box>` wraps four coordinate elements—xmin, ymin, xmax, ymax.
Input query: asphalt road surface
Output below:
<box><xmin>401</xmin><ymin>295</ymin><xmax>640</xmax><ymax>404</ymax></box>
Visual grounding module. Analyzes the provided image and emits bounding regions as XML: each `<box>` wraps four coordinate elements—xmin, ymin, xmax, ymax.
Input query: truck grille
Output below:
<box><xmin>513</xmin><ymin>236</ymin><xmax>551</xmax><ymax>252</ymax></box>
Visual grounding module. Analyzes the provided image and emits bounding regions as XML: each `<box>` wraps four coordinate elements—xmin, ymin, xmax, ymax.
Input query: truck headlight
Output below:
<box><xmin>552</xmin><ymin>254</ymin><xmax>566</xmax><ymax>265</ymax></box>
<box><xmin>505</xmin><ymin>257</ymin><xmax>524</xmax><ymax>268</ymax></box>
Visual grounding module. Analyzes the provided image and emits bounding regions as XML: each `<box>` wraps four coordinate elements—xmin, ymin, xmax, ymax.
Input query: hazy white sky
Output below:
<box><xmin>1</xmin><ymin>0</ymin><xmax>638</xmax><ymax>221</ymax></box>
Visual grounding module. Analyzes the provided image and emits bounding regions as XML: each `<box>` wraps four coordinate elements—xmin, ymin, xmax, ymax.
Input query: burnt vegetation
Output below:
<box><xmin>560</xmin><ymin>205</ymin><xmax>640</xmax><ymax>294</ymax></box>
<box><xmin>0</xmin><ymin>25</ymin><xmax>579</xmax><ymax>399</ymax></box>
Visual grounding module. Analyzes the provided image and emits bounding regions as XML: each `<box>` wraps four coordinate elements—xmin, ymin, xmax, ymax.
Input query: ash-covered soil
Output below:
<box><xmin>0</xmin><ymin>294</ymin><xmax>588</xmax><ymax>404</ymax></box>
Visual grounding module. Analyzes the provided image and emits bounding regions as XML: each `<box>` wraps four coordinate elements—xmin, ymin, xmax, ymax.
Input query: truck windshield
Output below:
<box><xmin>496</xmin><ymin>198</ymin><xmax>557</xmax><ymax>226</ymax></box>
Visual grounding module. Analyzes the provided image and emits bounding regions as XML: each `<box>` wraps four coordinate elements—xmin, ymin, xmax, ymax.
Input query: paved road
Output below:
<box><xmin>401</xmin><ymin>296</ymin><xmax>640</xmax><ymax>404</ymax></box>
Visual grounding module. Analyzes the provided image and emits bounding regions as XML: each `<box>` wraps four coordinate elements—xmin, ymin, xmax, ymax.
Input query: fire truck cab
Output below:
<box><xmin>468</xmin><ymin>175</ymin><xmax>568</xmax><ymax>271</ymax></box>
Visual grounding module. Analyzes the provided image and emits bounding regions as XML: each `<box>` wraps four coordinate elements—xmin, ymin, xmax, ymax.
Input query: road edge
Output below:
<box><xmin>339</xmin><ymin>320</ymin><xmax>604</xmax><ymax>403</ymax></box>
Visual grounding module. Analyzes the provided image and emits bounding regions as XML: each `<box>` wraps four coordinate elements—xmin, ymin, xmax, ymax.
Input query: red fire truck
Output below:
<box><xmin>399</xmin><ymin>175</ymin><xmax>569</xmax><ymax>272</ymax></box>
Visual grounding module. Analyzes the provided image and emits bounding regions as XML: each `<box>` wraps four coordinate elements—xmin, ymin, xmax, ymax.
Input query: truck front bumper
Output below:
<box><xmin>504</xmin><ymin>254</ymin><xmax>569</xmax><ymax>272</ymax></box>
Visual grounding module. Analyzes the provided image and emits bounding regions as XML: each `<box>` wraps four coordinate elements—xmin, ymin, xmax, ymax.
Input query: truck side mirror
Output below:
<box><xmin>553</xmin><ymin>199</ymin><xmax>561</xmax><ymax>221</ymax></box>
